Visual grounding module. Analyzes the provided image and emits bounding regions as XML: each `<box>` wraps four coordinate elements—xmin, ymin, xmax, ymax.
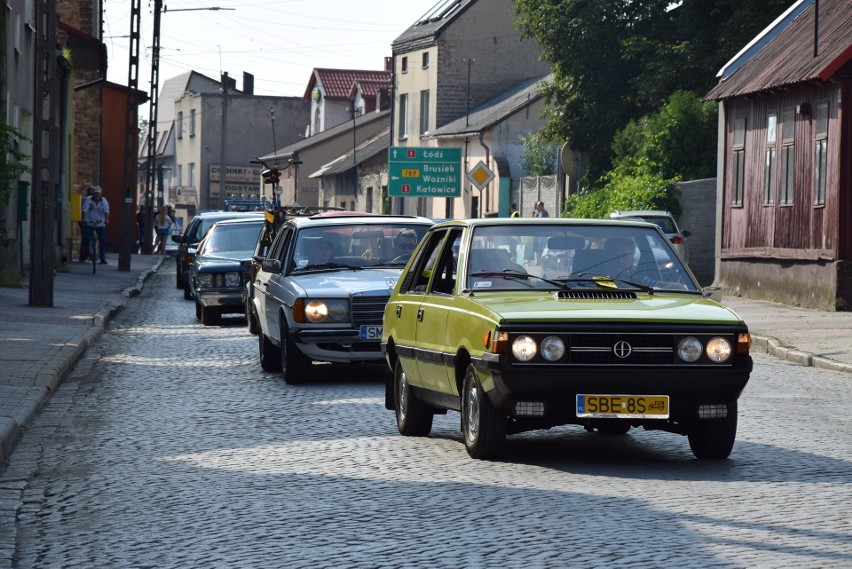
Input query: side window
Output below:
<box><xmin>428</xmin><ymin>230</ymin><xmax>462</xmax><ymax>295</ymax></box>
<box><xmin>400</xmin><ymin>229</ymin><xmax>448</xmax><ymax>293</ymax></box>
<box><xmin>269</xmin><ymin>226</ymin><xmax>293</xmax><ymax>263</ymax></box>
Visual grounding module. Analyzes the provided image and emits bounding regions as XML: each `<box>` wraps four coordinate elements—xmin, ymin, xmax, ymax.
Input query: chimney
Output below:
<box><xmin>243</xmin><ymin>72</ymin><xmax>255</xmax><ymax>95</ymax></box>
<box><xmin>384</xmin><ymin>56</ymin><xmax>392</xmax><ymax>72</ymax></box>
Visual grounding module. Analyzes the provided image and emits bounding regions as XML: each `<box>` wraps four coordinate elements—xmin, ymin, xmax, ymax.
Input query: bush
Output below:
<box><xmin>564</xmin><ymin>171</ymin><xmax>680</xmax><ymax>219</ymax></box>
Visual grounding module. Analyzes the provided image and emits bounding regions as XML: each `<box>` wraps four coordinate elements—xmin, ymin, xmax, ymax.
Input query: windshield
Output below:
<box><xmin>198</xmin><ymin>222</ymin><xmax>263</xmax><ymax>256</ymax></box>
<box><xmin>467</xmin><ymin>224</ymin><xmax>698</xmax><ymax>292</ymax></box>
<box><xmin>290</xmin><ymin>223</ymin><xmax>430</xmax><ymax>273</ymax></box>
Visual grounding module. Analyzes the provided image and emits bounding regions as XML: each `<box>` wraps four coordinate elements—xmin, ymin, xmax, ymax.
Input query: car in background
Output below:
<box><xmin>381</xmin><ymin>218</ymin><xmax>752</xmax><ymax>460</ymax></box>
<box><xmin>609</xmin><ymin>210</ymin><xmax>691</xmax><ymax>261</ymax></box>
<box><xmin>188</xmin><ymin>217</ymin><xmax>265</xmax><ymax>326</ymax></box>
<box><xmin>252</xmin><ymin>213</ymin><xmax>433</xmax><ymax>383</ymax></box>
<box><xmin>172</xmin><ymin>211</ymin><xmax>265</xmax><ymax>298</ymax></box>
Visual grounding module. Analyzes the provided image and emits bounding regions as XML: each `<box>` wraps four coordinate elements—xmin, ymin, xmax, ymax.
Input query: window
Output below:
<box><xmin>419</xmin><ymin>90</ymin><xmax>430</xmax><ymax>135</ymax></box>
<box><xmin>189</xmin><ymin>109</ymin><xmax>196</xmax><ymax>137</ymax></box>
<box><xmin>422</xmin><ymin>52</ymin><xmax>430</xmax><ymax>69</ymax></box>
<box><xmin>763</xmin><ymin>112</ymin><xmax>777</xmax><ymax>205</ymax></box>
<box><xmin>780</xmin><ymin>107</ymin><xmax>795</xmax><ymax>205</ymax></box>
<box><xmin>398</xmin><ymin>94</ymin><xmax>408</xmax><ymax>139</ymax></box>
<box><xmin>177</xmin><ymin>111</ymin><xmax>184</xmax><ymax>139</ymax></box>
<box><xmin>731</xmin><ymin>117</ymin><xmax>745</xmax><ymax>206</ymax></box>
<box><xmin>401</xmin><ymin>57</ymin><xmax>408</xmax><ymax>74</ymax></box>
<box><xmin>175</xmin><ymin>164</ymin><xmax>182</xmax><ymax>186</ymax></box>
<box><xmin>813</xmin><ymin>101</ymin><xmax>828</xmax><ymax>206</ymax></box>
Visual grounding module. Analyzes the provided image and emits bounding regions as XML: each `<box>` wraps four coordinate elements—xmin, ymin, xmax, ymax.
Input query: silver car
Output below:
<box><xmin>609</xmin><ymin>210</ymin><xmax>691</xmax><ymax>261</ymax></box>
<box><xmin>253</xmin><ymin>213</ymin><xmax>433</xmax><ymax>384</ymax></box>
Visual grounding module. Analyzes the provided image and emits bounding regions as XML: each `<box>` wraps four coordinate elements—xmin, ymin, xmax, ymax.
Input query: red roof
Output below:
<box><xmin>705</xmin><ymin>0</ymin><xmax>852</xmax><ymax>100</ymax></box>
<box><xmin>303</xmin><ymin>69</ymin><xmax>391</xmax><ymax>101</ymax></box>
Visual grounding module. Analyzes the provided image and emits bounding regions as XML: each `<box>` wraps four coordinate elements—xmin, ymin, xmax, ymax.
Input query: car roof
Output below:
<box><xmin>431</xmin><ymin>217</ymin><xmax>655</xmax><ymax>229</ymax></box>
<box><xmin>288</xmin><ymin>214</ymin><xmax>433</xmax><ymax>228</ymax></box>
<box><xmin>193</xmin><ymin>211</ymin><xmax>265</xmax><ymax>221</ymax></box>
<box><xmin>609</xmin><ymin>210</ymin><xmax>673</xmax><ymax>218</ymax></box>
<box><xmin>208</xmin><ymin>217</ymin><xmax>265</xmax><ymax>227</ymax></box>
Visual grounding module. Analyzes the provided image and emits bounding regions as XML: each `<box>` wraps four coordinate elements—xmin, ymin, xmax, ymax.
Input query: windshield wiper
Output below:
<box><xmin>470</xmin><ymin>270</ymin><xmax>567</xmax><ymax>289</ymax></box>
<box><xmin>558</xmin><ymin>273</ymin><xmax>656</xmax><ymax>294</ymax></box>
<box><xmin>295</xmin><ymin>262</ymin><xmax>363</xmax><ymax>272</ymax></box>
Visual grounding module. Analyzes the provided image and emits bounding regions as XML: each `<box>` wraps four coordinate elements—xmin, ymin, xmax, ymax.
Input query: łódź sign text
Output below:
<box><xmin>388</xmin><ymin>147</ymin><xmax>462</xmax><ymax>198</ymax></box>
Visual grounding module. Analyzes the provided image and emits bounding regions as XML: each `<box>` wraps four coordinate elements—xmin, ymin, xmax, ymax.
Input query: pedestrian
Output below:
<box><xmin>510</xmin><ymin>203</ymin><xmax>520</xmax><ymax>218</ymax></box>
<box><xmin>78</xmin><ymin>186</ymin><xmax>93</xmax><ymax>262</ymax></box>
<box><xmin>153</xmin><ymin>206</ymin><xmax>173</xmax><ymax>254</ymax></box>
<box><xmin>533</xmin><ymin>200</ymin><xmax>549</xmax><ymax>218</ymax></box>
<box><xmin>135</xmin><ymin>204</ymin><xmax>146</xmax><ymax>253</ymax></box>
<box><xmin>533</xmin><ymin>201</ymin><xmax>549</xmax><ymax>265</ymax></box>
<box><xmin>81</xmin><ymin>185</ymin><xmax>110</xmax><ymax>264</ymax></box>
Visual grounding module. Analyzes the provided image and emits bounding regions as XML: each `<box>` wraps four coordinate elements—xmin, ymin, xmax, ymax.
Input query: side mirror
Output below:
<box><xmin>261</xmin><ymin>258</ymin><xmax>282</xmax><ymax>273</ymax></box>
<box><xmin>171</xmin><ymin>235</ymin><xmax>185</xmax><ymax>244</ymax></box>
<box><xmin>681</xmin><ymin>230</ymin><xmax>691</xmax><ymax>238</ymax></box>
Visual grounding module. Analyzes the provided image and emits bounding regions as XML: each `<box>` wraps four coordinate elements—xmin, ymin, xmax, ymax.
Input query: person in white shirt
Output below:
<box><xmin>81</xmin><ymin>185</ymin><xmax>110</xmax><ymax>264</ymax></box>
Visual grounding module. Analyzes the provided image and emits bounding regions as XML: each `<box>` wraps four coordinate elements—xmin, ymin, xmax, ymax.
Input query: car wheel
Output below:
<box><xmin>183</xmin><ymin>279</ymin><xmax>192</xmax><ymax>300</ymax></box>
<box><xmin>194</xmin><ymin>299</ymin><xmax>201</xmax><ymax>320</ymax></box>
<box><xmin>246</xmin><ymin>305</ymin><xmax>260</xmax><ymax>335</ymax></box>
<box><xmin>461</xmin><ymin>364</ymin><xmax>506</xmax><ymax>460</ymax></box>
<box><xmin>393</xmin><ymin>359</ymin><xmax>432</xmax><ymax>436</ymax></box>
<box><xmin>280</xmin><ymin>321</ymin><xmax>310</xmax><ymax>384</ymax></box>
<box><xmin>688</xmin><ymin>402</ymin><xmax>738</xmax><ymax>459</ymax></box>
<box><xmin>176</xmin><ymin>266</ymin><xmax>184</xmax><ymax>289</ymax></box>
<box><xmin>258</xmin><ymin>332</ymin><xmax>282</xmax><ymax>372</ymax></box>
<box><xmin>200</xmin><ymin>305</ymin><xmax>220</xmax><ymax>326</ymax></box>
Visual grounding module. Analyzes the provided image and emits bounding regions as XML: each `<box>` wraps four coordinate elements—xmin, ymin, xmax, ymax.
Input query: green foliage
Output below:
<box><xmin>564</xmin><ymin>172</ymin><xmax>681</xmax><ymax>220</ymax></box>
<box><xmin>611</xmin><ymin>91</ymin><xmax>718</xmax><ymax>181</ymax></box>
<box><xmin>514</xmin><ymin>0</ymin><xmax>791</xmax><ymax>180</ymax></box>
<box><xmin>519</xmin><ymin>132</ymin><xmax>557</xmax><ymax>176</ymax></box>
<box><xmin>0</xmin><ymin>122</ymin><xmax>31</xmax><ymax>245</ymax></box>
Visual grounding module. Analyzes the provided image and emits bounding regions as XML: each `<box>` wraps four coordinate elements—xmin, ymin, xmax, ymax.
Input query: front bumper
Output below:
<box><xmin>288</xmin><ymin>328</ymin><xmax>383</xmax><ymax>364</ymax></box>
<box><xmin>196</xmin><ymin>289</ymin><xmax>245</xmax><ymax>312</ymax></box>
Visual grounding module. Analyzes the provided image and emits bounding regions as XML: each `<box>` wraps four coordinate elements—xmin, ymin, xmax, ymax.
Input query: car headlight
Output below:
<box><xmin>705</xmin><ymin>337</ymin><xmax>732</xmax><ymax>363</ymax></box>
<box><xmin>540</xmin><ymin>336</ymin><xmax>565</xmax><ymax>362</ymax></box>
<box><xmin>512</xmin><ymin>335</ymin><xmax>537</xmax><ymax>362</ymax></box>
<box><xmin>677</xmin><ymin>336</ymin><xmax>703</xmax><ymax>363</ymax></box>
<box><xmin>303</xmin><ymin>299</ymin><xmax>350</xmax><ymax>323</ymax></box>
<box><xmin>225</xmin><ymin>272</ymin><xmax>241</xmax><ymax>287</ymax></box>
<box><xmin>197</xmin><ymin>274</ymin><xmax>213</xmax><ymax>288</ymax></box>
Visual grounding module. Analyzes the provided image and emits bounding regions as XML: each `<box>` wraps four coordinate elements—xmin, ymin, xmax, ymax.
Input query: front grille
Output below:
<box><xmin>570</xmin><ymin>333</ymin><xmax>673</xmax><ymax>365</ymax></box>
<box><xmin>351</xmin><ymin>295</ymin><xmax>389</xmax><ymax>327</ymax></box>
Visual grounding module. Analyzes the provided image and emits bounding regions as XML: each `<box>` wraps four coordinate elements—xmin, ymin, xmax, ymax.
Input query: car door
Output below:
<box><xmin>255</xmin><ymin>225</ymin><xmax>294</xmax><ymax>344</ymax></box>
<box><xmin>412</xmin><ymin>228</ymin><xmax>462</xmax><ymax>396</ymax></box>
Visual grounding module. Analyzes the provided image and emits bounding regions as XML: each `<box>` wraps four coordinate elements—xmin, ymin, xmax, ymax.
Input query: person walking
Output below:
<box><xmin>532</xmin><ymin>201</ymin><xmax>549</xmax><ymax>264</ymax></box>
<box><xmin>153</xmin><ymin>206</ymin><xmax>173</xmax><ymax>254</ymax></box>
<box><xmin>510</xmin><ymin>203</ymin><xmax>520</xmax><ymax>218</ymax></box>
<box><xmin>81</xmin><ymin>185</ymin><xmax>110</xmax><ymax>264</ymax></box>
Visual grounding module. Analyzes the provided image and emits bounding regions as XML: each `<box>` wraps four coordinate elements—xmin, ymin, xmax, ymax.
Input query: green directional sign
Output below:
<box><xmin>388</xmin><ymin>146</ymin><xmax>462</xmax><ymax>197</ymax></box>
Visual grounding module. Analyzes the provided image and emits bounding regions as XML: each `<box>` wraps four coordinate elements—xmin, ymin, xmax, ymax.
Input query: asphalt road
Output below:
<box><xmin>1</xmin><ymin>267</ymin><xmax>851</xmax><ymax>568</ymax></box>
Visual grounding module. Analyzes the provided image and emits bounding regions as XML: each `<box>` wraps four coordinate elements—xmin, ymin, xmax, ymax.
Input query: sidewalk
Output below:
<box><xmin>0</xmin><ymin>253</ymin><xmax>165</xmax><ymax>467</ymax></box>
<box><xmin>1</xmin><ymin>258</ymin><xmax>851</xmax><ymax>468</ymax></box>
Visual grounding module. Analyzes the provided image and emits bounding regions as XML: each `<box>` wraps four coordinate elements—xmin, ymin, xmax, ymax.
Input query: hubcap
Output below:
<box><xmin>398</xmin><ymin>369</ymin><xmax>408</xmax><ymax>421</ymax></box>
<box><xmin>465</xmin><ymin>383</ymin><xmax>480</xmax><ymax>443</ymax></box>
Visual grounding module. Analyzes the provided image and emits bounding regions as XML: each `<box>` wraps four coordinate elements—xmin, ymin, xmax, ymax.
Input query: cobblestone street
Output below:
<box><xmin>2</xmin><ymin>268</ymin><xmax>851</xmax><ymax>568</ymax></box>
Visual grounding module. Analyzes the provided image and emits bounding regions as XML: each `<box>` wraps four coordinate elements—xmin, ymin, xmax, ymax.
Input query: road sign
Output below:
<box><xmin>466</xmin><ymin>160</ymin><xmax>495</xmax><ymax>190</ymax></box>
<box><xmin>388</xmin><ymin>146</ymin><xmax>462</xmax><ymax>197</ymax></box>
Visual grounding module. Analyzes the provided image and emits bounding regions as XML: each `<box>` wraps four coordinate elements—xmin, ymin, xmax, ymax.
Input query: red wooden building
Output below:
<box><xmin>705</xmin><ymin>0</ymin><xmax>852</xmax><ymax>310</ymax></box>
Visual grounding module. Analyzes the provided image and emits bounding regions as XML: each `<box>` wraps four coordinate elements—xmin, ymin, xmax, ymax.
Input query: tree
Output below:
<box><xmin>520</xmin><ymin>132</ymin><xmax>557</xmax><ymax>176</ymax></box>
<box><xmin>0</xmin><ymin>122</ymin><xmax>30</xmax><ymax>245</ymax></box>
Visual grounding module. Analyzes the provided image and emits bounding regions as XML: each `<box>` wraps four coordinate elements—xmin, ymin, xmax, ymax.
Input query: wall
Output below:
<box><xmin>676</xmin><ymin>178</ymin><xmax>716</xmax><ymax>282</ymax></box>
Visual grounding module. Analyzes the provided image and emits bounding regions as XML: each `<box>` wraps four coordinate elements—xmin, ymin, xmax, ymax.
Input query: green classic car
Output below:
<box><xmin>381</xmin><ymin>218</ymin><xmax>753</xmax><ymax>460</ymax></box>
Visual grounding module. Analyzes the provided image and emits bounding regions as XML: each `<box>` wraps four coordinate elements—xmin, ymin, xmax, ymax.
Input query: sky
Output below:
<box><xmin>102</xmin><ymin>0</ymin><xmax>438</xmax><ymax>98</ymax></box>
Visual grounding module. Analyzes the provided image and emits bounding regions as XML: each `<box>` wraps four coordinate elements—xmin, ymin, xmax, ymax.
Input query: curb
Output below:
<box><xmin>750</xmin><ymin>333</ymin><xmax>852</xmax><ymax>374</ymax></box>
<box><xmin>0</xmin><ymin>256</ymin><xmax>166</xmax><ymax>468</ymax></box>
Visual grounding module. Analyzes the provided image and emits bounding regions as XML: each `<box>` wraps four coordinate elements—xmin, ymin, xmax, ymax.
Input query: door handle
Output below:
<box><xmin>396</xmin><ymin>305</ymin><xmax>402</xmax><ymax>318</ymax></box>
<box><xmin>417</xmin><ymin>308</ymin><xmax>424</xmax><ymax>322</ymax></box>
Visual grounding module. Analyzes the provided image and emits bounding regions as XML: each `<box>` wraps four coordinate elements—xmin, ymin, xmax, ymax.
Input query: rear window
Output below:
<box><xmin>638</xmin><ymin>216</ymin><xmax>676</xmax><ymax>234</ymax></box>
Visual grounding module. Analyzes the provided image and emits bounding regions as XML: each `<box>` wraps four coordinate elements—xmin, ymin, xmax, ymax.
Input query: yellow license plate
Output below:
<box><xmin>576</xmin><ymin>394</ymin><xmax>669</xmax><ymax>419</ymax></box>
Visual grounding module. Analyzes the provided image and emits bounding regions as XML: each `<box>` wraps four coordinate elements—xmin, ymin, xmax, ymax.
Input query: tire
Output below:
<box><xmin>393</xmin><ymin>359</ymin><xmax>433</xmax><ymax>436</ymax></box>
<box><xmin>461</xmin><ymin>364</ymin><xmax>506</xmax><ymax>460</ymax></box>
<box><xmin>258</xmin><ymin>332</ymin><xmax>282</xmax><ymax>372</ymax></box>
<box><xmin>280</xmin><ymin>321</ymin><xmax>310</xmax><ymax>384</ymax></box>
<box><xmin>183</xmin><ymin>280</ymin><xmax>192</xmax><ymax>300</ymax></box>
<box><xmin>200</xmin><ymin>305</ymin><xmax>220</xmax><ymax>326</ymax></box>
<box><xmin>688</xmin><ymin>402</ymin><xmax>738</xmax><ymax>459</ymax></box>
<box><xmin>195</xmin><ymin>299</ymin><xmax>202</xmax><ymax>320</ymax></box>
<box><xmin>246</xmin><ymin>305</ymin><xmax>260</xmax><ymax>335</ymax></box>
<box><xmin>176</xmin><ymin>266</ymin><xmax>184</xmax><ymax>289</ymax></box>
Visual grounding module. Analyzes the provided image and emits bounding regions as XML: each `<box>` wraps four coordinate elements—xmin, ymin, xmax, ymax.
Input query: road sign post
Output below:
<box><xmin>388</xmin><ymin>147</ymin><xmax>462</xmax><ymax>198</ymax></box>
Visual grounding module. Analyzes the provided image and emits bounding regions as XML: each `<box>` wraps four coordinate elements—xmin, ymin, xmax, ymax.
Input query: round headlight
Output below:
<box><xmin>225</xmin><ymin>272</ymin><xmax>241</xmax><ymax>287</ymax></box>
<box><xmin>326</xmin><ymin>300</ymin><xmax>349</xmax><ymax>321</ymax></box>
<box><xmin>540</xmin><ymin>336</ymin><xmax>566</xmax><ymax>362</ymax></box>
<box><xmin>706</xmin><ymin>337</ymin><xmax>732</xmax><ymax>363</ymax></box>
<box><xmin>197</xmin><ymin>274</ymin><xmax>213</xmax><ymax>288</ymax></box>
<box><xmin>677</xmin><ymin>336</ymin><xmax>703</xmax><ymax>363</ymax></box>
<box><xmin>511</xmin><ymin>335</ymin><xmax>538</xmax><ymax>362</ymax></box>
<box><xmin>304</xmin><ymin>300</ymin><xmax>329</xmax><ymax>323</ymax></box>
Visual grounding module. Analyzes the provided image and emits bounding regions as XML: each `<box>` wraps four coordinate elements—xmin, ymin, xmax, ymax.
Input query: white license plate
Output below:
<box><xmin>360</xmin><ymin>325</ymin><xmax>382</xmax><ymax>340</ymax></box>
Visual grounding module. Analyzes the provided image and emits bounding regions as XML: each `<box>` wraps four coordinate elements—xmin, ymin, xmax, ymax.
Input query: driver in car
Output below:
<box><xmin>308</xmin><ymin>238</ymin><xmax>335</xmax><ymax>266</ymax></box>
<box><xmin>393</xmin><ymin>230</ymin><xmax>418</xmax><ymax>258</ymax></box>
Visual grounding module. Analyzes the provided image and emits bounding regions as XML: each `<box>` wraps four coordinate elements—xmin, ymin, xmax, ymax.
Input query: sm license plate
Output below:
<box><xmin>576</xmin><ymin>395</ymin><xmax>669</xmax><ymax>419</ymax></box>
<box><xmin>360</xmin><ymin>325</ymin><xmax>382</xmax><ymax>340</ymax></box>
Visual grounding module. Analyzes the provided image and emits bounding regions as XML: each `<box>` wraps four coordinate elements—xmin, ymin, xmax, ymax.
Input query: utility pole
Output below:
<box><xmin>220</xmin><ymin>72</ymin><xmax>229</xmax><ymax>206</ymax></box>
<box><xmin>29</xmin><ymin>0</ymin><xmax>58</xmax><ymax>307</ymax></box>
<box><xmin>118</xmin><ymin>0</ymin><xmax>142</xmax><ymax>270</ymax></box>
<box><xmin>141</xmin><ymin>0</ymin><xmax>163</xmax><ymax>254</ymax></box>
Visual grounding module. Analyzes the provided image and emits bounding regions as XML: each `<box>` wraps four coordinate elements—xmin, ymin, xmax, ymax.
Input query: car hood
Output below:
<box><xmin>195</xmin><ymin>250</ymin><xmax>253</xmax><ymax>269</ymax></box>
<box><xmin>470</xmin><ymin>292</ymin><xmax>747</xmax><ymax>326</ymax></box>
<box><xmin>288</xmin><ymin>268</ymin><xmax>402</xmax><ymax>296</ymax></box>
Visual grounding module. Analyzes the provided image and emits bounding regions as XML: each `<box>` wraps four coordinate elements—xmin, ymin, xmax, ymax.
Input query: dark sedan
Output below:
<box><xmin>189</xmin><ymin>217</ymin><xmax>264</xmax><ymax>326</ymax></box>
